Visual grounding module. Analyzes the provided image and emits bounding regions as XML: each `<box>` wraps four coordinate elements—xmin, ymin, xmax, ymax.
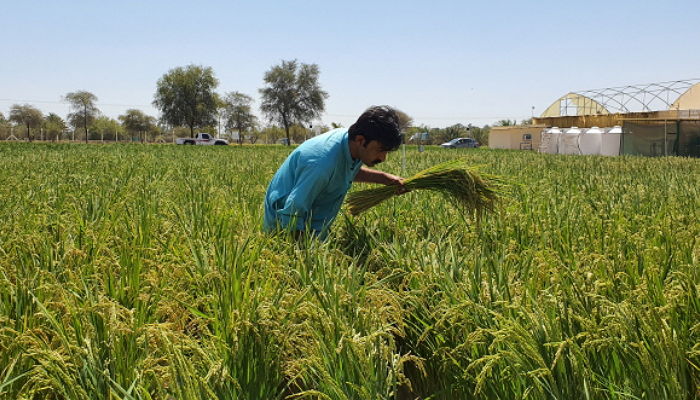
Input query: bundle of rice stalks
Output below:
<box><xmin>346</xmin><ymin>158</ymin><xmax>507</xmax><ymax>216</ymax></box>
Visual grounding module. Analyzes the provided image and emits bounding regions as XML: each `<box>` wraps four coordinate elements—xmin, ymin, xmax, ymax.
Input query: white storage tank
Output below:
<box><xmin>539</xmin><ymin>127</ymin><xmax>562</xmax><ymax>154</ymax></box>
<box><xmin>601</xmin><ymin>126</ymin><xmax>622</xmax><ymax>156</ymax></box>
<box><xmin>579</xmin><ymin>126</ymin><xmax>603</xmax><ymax>155</ymax></box>
<box><xmin>561</xmin><ymin>127</ymin><xmax>583</xmax><ymax>155</ymax></box>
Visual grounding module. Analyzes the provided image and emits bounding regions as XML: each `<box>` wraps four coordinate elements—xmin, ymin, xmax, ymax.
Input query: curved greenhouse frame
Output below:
<box><xmin>541</xmin><ymin>79</ymin><xmax>700</xmax><ymax>117</ymax></box>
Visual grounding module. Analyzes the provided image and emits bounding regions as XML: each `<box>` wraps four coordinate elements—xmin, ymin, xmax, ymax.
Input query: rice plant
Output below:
<box><xmin>0</xmin><ymin>142</ymin><xmax>698</xmax><ymax>399</ymax></box>
<box><xmin>346</xmin><ymin>158</ymin><xmax>507</xmax><ymax>216</ymax></box>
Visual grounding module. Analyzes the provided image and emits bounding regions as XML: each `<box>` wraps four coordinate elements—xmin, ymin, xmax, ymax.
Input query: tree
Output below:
<box><xmin>65</xmin><ymin>91</ymin><xmax>99</xmax><ymax>143</ymax></box>
<box><xmin>91</xmin><ymin>116</ymin><xmax>123</xmax><ymax>141</ymax></box>
<box><xmin>214</xmin><ymin>93</ymin><xmax>226</xmax><ymax>138</ymax></box>
<box><xmin>260</xmin><ymin>125</ymin><xmax>285</xmax><ymax>144</ymax></box>
<box><xmin>9</xmin><ymin>104</ymin><xmax>43</xmax><ymax>141</ymax></box>
<box><xmin>444</xmin><ymin>123</ymin><xmax>469</xmax><ymax>141</ymax></box>
<box><xmin>259</xmin><ymin>59</ymin><xmax>328</xmax><ymax>146</ymax></box>
<box><xmin>223</xmin><ymin>91</ymin><xmax>258</xmax><ymax>145</ymax></box>
<box><xmin>0</xmin><ymin>112</ymin><xmax>9</xmax><ymax>139</ymax></box>
<box><xmin>119</xmin><ymin>109</ymin><xmax>156</xmax><ymax>143</ymax></box>
<box><xmin>470</xmin><ymin>125</ymin><xmax>490</xmax><ymax>146</ymax></box>
<box><xmin>153</xmin><ymin>65</ymin><xmax>219</xmax><ymax>137</ymax></box>
<box><xmin>495</xmin><ymin>119</ymin><xmax>516</xmax><ymax>127</ymax></box>
<box><xmin>289</xmin><ymin>124</ymin><xmax>309</xmax><ymax>144</ymax></box>
<box><xmin>172</xmin><ymin>126</ymin><xmax>193</xmax><ymax>139</ymax></box>
<box><xmin>247</xmin><ymin>128</ymin><xmax>261</xmax><ymax>144</ymax></box>
<box><xmin>44</xmin><ymin>113</ymin><xmax>67</xmax><ymax>141</ymax></box>
<box><xmin>394</xmin><ymin>109</ymin><xmax>413</xmax><ymax>132</ymax></box>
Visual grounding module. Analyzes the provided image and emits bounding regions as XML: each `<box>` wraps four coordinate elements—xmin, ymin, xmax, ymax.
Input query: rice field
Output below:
<box><xmin>0</xmin><ymin>142</ymin><xmax>698</xmax><ymax>399</ymax></box>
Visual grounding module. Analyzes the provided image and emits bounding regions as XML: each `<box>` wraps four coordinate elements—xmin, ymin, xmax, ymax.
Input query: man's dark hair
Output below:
<box><xmin>348</xmin><ymin>105</ymin><xmax>403</xmax><ymax>151</ymax></box>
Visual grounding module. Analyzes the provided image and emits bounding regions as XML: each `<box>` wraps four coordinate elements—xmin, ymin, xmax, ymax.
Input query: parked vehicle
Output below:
<box><xmin>176</xmin><ymin>133</ymin><xmax>228</xmax><ymax>145</ymax></box>
<box><xmin>440</xmin><ymin>137</ymin><xmax>480</xmax><ymax>148</ymax></box>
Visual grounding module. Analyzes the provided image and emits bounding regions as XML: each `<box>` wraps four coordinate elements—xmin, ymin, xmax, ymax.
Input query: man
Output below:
<box><xmin>263</xmin><ymin>105</ymin><xmax>408</xmax><ymax>238</ymax></box>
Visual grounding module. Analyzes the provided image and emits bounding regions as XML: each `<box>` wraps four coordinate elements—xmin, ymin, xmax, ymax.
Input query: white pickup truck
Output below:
<box><xmin>176</xmin><ymin>133</ymin><xmax>228</xmax><ymax>145</ymax></box>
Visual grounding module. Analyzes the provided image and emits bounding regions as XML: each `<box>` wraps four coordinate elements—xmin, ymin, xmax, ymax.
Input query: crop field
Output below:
<box><xmin>0</xmin><ymin>142</ymin><xmax>698</xmax><ymax>399</ymax></box>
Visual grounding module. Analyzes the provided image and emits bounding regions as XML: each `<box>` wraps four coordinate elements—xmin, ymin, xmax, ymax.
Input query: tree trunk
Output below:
<box><xmin>283</xmin><ymin>119</ymin><xmax>290</xmax><ymax>146</ymax></box>
<box><xmin>84</xmin><ymin>105</ymin><xmax>88</xmax><ymax>144</ymax></box>
<box><xmin>26</xmin><ymin>125</ymin><xmax>31</xmax><ymax>142</ymax></box>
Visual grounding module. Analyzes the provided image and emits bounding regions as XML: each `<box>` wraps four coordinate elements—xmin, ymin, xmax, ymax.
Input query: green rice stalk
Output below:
<box><xmin>346</xmin><ymin>159</ymin><xmax>507</xmax><ymax>216</ymax></box>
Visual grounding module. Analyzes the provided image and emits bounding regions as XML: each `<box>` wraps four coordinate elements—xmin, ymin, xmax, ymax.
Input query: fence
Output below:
<box><xmin>622</xmin><ymin>120</ymin><xmax>700</xmax><ymax>157</ymax></box>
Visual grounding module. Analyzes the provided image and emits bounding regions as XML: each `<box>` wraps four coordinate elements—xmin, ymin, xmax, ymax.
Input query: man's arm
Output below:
<box><xmin>354</xmin><ymin>166</ymin><xmax>409</xmax><ymax>193</ymax></box>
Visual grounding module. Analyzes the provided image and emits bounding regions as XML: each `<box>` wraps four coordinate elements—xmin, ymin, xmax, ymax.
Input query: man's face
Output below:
<box><xmin>358</xmin><ymin>138</ymin><xmax>390</xmax><ymax>167</ymax></box>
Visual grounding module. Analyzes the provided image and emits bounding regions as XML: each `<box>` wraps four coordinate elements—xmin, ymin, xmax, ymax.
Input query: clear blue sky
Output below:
<box><xmin>1</xmin><ymin>0</ymin><xmax>699</xmax><ymax>128</ymax></box>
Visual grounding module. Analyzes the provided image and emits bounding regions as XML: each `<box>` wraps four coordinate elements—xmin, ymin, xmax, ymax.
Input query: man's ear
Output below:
<box><xmin>352</xmin><ymin>134</ymin><xmax>366</xmax><ymax>146</ymax></box>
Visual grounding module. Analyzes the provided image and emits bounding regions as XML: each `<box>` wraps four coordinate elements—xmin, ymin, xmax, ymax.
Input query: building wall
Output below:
<box><xmin>489</xmin><ymin>125</ymin><xmax>545</xmax><ymax>150</ymax></box>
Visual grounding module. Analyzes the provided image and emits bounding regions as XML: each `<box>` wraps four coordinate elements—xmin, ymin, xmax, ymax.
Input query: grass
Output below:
<box><xmin>0</xmin><ymin>142</ymin><xmax>698</xmax><ymax>399</ymax></box>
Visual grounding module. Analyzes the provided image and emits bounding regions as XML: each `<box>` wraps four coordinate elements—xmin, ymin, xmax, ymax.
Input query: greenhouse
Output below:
<box><xmin>492</xmin><ymin>79</ymin><xmax>700</xmax><ymax>157</ymax></box>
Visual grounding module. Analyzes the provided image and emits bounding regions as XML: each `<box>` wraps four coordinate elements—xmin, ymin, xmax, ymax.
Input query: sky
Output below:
<box><xmin>1</xmin><ymin>0</ymin><xmax>699</xmax><ymax>128</ymax></box>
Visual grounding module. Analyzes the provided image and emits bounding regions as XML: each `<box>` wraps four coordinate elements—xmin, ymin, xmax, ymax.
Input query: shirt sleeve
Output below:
<box><xmin>276</xmin><ymin>161</ymin><xmax>331</xmax><ymax>231</ymax></box>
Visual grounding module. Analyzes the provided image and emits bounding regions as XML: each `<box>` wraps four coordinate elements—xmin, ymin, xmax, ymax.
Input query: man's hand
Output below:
<box><xmin>354</xmin><ymin>167</ymin><xmax>410</xmax><ymax>194</ymax></box>
<box><xmin>383</xmin><ymin>173</ymin><xmax>410</xmax><ymax>195</ymax></box>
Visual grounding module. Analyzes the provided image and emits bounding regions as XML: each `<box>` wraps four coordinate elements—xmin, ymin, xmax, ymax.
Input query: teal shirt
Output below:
<box><xmin>263</xmin><ymin>128</ymin><xmax>362</xmax><ymax>236</ymax></box>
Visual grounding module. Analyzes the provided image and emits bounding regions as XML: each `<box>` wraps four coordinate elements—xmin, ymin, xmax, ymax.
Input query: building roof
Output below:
<box><xmin>541</xmin><ymin>79</ymin><xmax>700</xmax><ymax>117</ymax></box>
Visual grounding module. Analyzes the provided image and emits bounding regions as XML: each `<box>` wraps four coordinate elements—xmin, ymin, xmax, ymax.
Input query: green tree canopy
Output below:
<box><xmin>44</xmin><ymin>113</ymin><xmax>67</xmax><ymax>141</ymax></box>
<box><xmin>471</xmin><ymin>125</ymin><xmax>490</xmax><ymax>146</ymax></box>
<box><xmin>64</xmin><ymin>91</ymin><xmax>99</xmax><ymax>143</ymax></box>
<box><xmin>9</xmin><ymin>104</ymin><xmax>43</xmax><ymax>141</ymax></box>
<box><xmin>259</xmin><ymin>59</ymin><xmax>328</xmax><ymax>145</ymax></box>
<box><xmin>119</xmin><ymin>109</ymin><xmax>156</xmax><ymax>143</ymax></box>
<box><xmin>260</xmin><ymin>125</ymin><xmax>285</xmax><ymax>144</ymax></box>
<box><xmin>407</xmin><ymin>123</ymin><xmax>490</xmax><ymax>146</ymax></box>
<box><xmin>439</xmin><ymin>123</ymin><xmax>469</xmax><ymax>142</ymax></box>
<box><xmin>91</xmin><ymin>116</ymin><xmax>124</xmax><ymax>141</ymax></box>
<box><xmin>495</xmin><ymin>119</ymin><xmax>516</xmax><ymax>127</ymax></box>
<box><xmin>153</xmin><ymin>65</ymin><xmax>219</xmax><ymax>137</ymax></box>
<box><xmin>0</xmin><ymin>112</ymin><xmax>10</xmax><ymax>140</ymax></box>
<box><xmin>223</xmin><ymin>91</ymin><xmax>258</xmax><ymax>145</ymax></box>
